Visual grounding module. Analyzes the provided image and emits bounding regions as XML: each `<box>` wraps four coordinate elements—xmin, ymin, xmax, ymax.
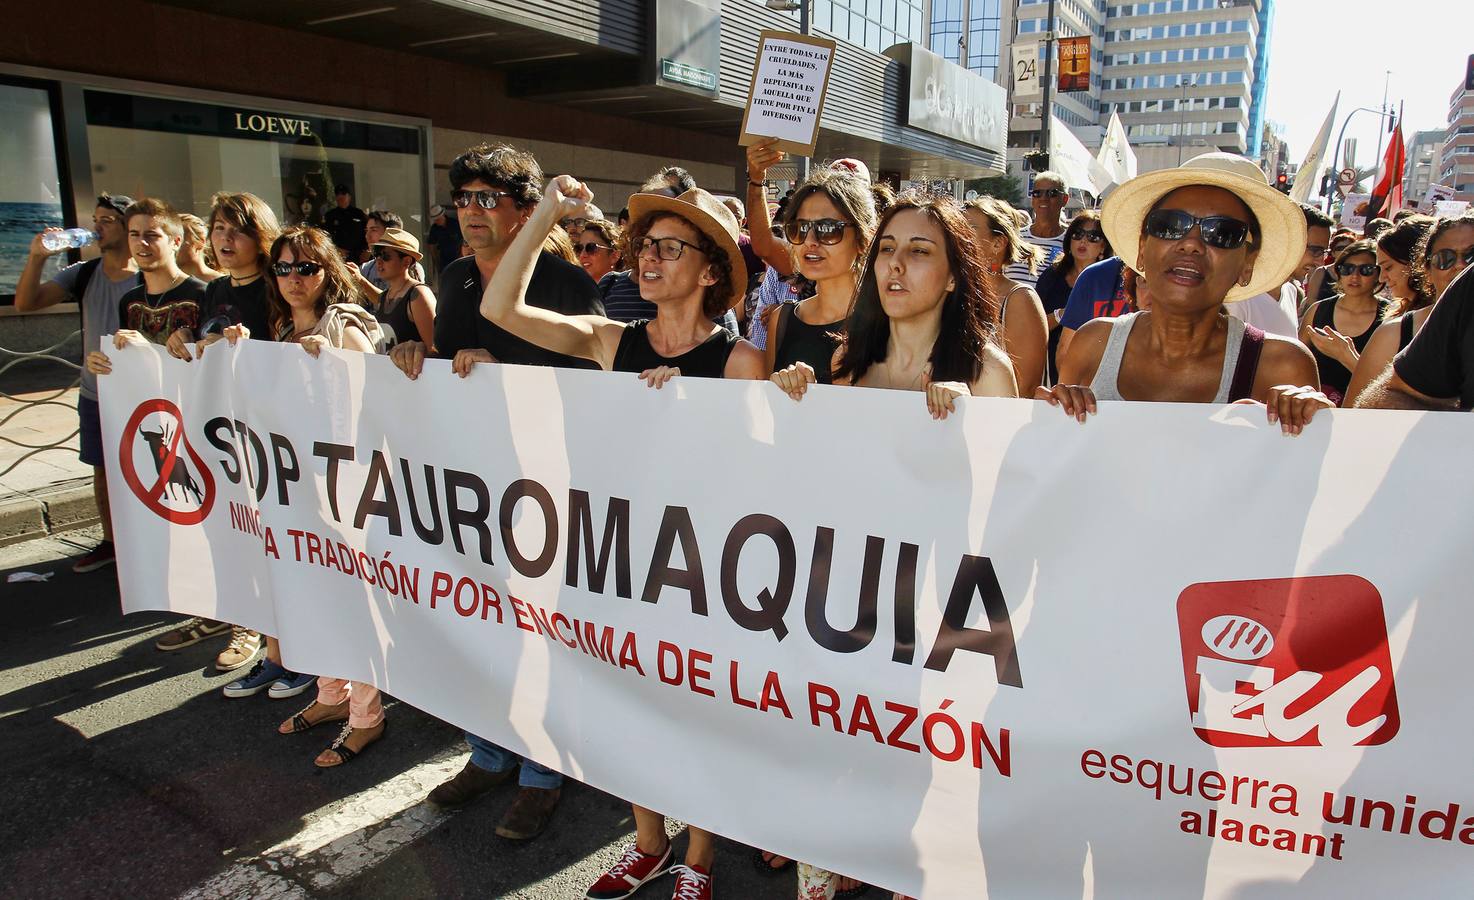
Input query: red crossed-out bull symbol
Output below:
<box><xmin>1177</xmin><ymin>576</ymin><xmax>1400</xmax><ymax>748</ymax></box>
<box><xmin>119</xmin><ymin>399</ymin><xmax>215</xmax><ymax>525</ymax></box>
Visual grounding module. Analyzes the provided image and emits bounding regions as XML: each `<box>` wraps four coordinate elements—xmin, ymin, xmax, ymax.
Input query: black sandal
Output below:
<box><xmin>315</xmin><ymin>720</ymin><xmax>386</xmax><ymax>768</ymax></box>
<box><xmin>750</xmin><ymin>849</ymin><xmax>794</xmax><ymax>875</ymax></box>
<box><xmin>280</xmin><ymin>700</ymin><xmax>348</xmax><ymax>734</ymax></box>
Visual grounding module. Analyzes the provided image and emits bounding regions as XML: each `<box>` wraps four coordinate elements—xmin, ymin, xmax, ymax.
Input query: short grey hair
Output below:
<box><xmin>1034</xmin><ymin>170</ymin><xmax>1068</xmax><ymax>191</ymax></box>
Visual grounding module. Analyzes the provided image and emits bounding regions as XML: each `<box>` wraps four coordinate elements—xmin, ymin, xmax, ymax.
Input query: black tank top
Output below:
<box><xmin>1310</xmin><ymin>296</ymin><xmax>1387</xmax><ymax>402</ymax></box>
<box><xmin>612</xmin><ymin>319</ymin><xmax>738</xmax><ymax>378</ymax></box>
<box><xmin>772</xmin><ymin>303</ymin><xmax>843</xmax><ymax>384</ymax></box>
<box><xmin>375</xmin><ymin>284</ymin><xmax>424</xmax><ymax>349</ymax></box>
<box><xmin>1398</xmin><ymin>312</ymin><xmax>1417</xmax><ymax>350</ymax></box>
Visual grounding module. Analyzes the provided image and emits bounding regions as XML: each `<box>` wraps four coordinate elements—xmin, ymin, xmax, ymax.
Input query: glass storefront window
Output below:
<box><xmin>0</xmin><ymin>81</ymin><xmax>67</xmax><ymax>297</ymax></box>
<box><xmin>82</xmin><ymin>90</ymin><xmax>426</xmax><ymax>253</ymax></box>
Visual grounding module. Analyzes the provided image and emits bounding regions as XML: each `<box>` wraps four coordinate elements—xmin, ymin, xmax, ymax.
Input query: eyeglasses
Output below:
<box><xmin>1430</xmin><ymin>246</ymin><xmax>1474</xmax><ymax>271</ymax></box>
<box><xmin>784</xmin><ymin>218</ymin><xmax>853</xmax><ymax>245</ymax></box>
<box><xmin>1335</xmin><ymin>262</ymin><xmax>1380</xmax><ymax>277</ymax></box>
<box><xmin>561</xmin><ymin>217</ymin><xmax>591</xmax><ymax>230</ymax></box>
<box><xmin>636</xmin><ymin>236</ymin><xmax>705</xmax><ymax>261</ymax></box>
<box><xmin>1030</xmin><ymin>188</ymin><xmax>1067</xmax><ymax>199</ymax></box>
<box><xmin>271</xmin><ymin>260</ymin><xmax>323</xmax><ymax>277</ymax></box>
<box><xmin>1143</xmin><ymin>209</ymin><xmax>1252</xmax><ymax>250</ymax></box>
<box><xmin>1073</xmin><ymin>229</ymin><xmax>1104</xmax><ymax>243</ymax></box>
<box><xmin>451</xmin><ymin>189</ymin><xmax>513</xmax><ymax>210</ymax></box>
<box><xmin>574</xmin><ymin>241</ymin><xmax>613</xmax><ymax>255</ymax></box>
<box><xmin>372</xmin><ymin>247</ymin><xmax>401</xmax><ymax>262</ymax></box>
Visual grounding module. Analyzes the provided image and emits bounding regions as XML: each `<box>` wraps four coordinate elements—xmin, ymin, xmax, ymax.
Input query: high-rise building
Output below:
<box><xmin>929</xmin><ymin>0</ymin><xmax>1006</xmax><ymax>78</ymax></box>
<box><xmin>1442</xmin><ymin>80</ymin><xmax>1474</xmax><ymax>203</ymax></box>
<box><xmin>1245</xmin><ymin>0</ymin><xmax>1273</xmax><ymax>159</ymax></box>
<box><xmin>1006</xmin><ymin>0</ymin><xmax>1107</xmax><ymax>149</ymax></box>
<box><xmin>1404</xmin><ymin>129</ymin><xmax>1445</xmax><ymax>210</ymax></box>
<box><xmin>1099</xmin><ymin>0</ymin><xmax>1262</xmax><ymax>172</ymax></box>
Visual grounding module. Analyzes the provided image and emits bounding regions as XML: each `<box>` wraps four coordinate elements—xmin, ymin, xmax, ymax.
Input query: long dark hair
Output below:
<box><xmin>833</xmin><ymin>192</ymin><xmax>999</xmax><ymax>386</ymax></box>
<box><xmin>265</xmin><ymin>226</ymin><xmax>363</xmax><ymax>339</ymax></box>
<box><xmin>1049</xmin><ymin>211</ymin><xmax>1112</xmax><ymax>280</ymax></box>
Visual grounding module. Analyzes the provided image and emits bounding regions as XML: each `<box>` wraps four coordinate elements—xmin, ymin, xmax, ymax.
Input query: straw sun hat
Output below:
<box><xmin>1101</xmin><ymin>152</ymin><xmax>1307</xmax><ymax>304</ymax></box>
<box><xmin>627</xmin><ymin>188</ymin><xmax>745</xmax><ymax>310</ymax></box>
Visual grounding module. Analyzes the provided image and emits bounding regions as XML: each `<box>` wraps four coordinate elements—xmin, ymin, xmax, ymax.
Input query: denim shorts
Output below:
<box><xmin>78</xmin><ymin>395</ymin><xmax>103</xmax><ymax>467</ymax></box>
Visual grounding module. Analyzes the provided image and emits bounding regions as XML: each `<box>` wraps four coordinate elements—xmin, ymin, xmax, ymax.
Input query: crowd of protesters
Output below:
<box><xmin>13</xmin><ymin>131</ymin><xmax>1474</xmax><ymax>900</ymax></box>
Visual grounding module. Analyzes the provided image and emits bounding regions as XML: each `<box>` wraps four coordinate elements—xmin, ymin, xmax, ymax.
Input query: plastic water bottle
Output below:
<box><xmin>41</xmin><ymin>228</ymin><xmax>97</xmax><ymax>252</ymax></box>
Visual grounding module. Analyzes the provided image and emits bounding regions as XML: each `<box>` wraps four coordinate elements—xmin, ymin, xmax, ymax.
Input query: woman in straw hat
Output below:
<box><xmin>368</xmin><ymin>226</ymin><xmax>437</xmax><ymax>349</ymax></box>
<box><xmin>1039</xmin><ymin>153</ymin><xmax>1331</xmax><ymax>435</ymax></box>
<box><xmin>480</xmin><ymin>174</ymin><xmax>763</xmax><ymax>900</ymax></box>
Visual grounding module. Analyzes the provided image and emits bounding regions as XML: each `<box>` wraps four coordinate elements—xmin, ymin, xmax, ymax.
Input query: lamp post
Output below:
<box><xmin>1176</xmin><ymin>76</ymin><xmax>1197</xmax><ymax>166</ymax></box>
<box><xmin>764</xmin><ymin>0</ymin><xmax>812</xmax><ymax>182</ymax></box>
<box><xmin>1325</xmin><ymin>106</ymin><xmax>1396</xmax><ymax>214</ymax></box>
<box><xmin>1038</xmin><ymin>0</ymin><xmax>1058</xmax><ymax>161</ymax></box>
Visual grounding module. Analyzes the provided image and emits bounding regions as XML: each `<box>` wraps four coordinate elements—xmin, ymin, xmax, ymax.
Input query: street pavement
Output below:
<box><xmin>0</xmin><ymin>528</ymin><xmax>822</xmax><ymax>900</ymax></box>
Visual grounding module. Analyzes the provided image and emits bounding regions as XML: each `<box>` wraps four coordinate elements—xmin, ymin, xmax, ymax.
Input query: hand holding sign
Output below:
<box><xmin>739</xmin><ymin>30</ymin><xmax>837</xmax><ymax>157</ymax></box>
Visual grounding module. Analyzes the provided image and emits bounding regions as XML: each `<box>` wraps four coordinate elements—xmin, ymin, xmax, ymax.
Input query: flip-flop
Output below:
<box><xmin>750</xmin><ymin>849</ymin><xmax>794</xmax><ymax>875</ymax></box>
<box><xmin>315</xmin><ymin>720</ymin><xmax>386</xmax><ymax>768</ymax></box>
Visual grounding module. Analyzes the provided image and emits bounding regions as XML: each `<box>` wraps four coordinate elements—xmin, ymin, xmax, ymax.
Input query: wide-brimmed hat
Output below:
<box><xmin>372</xmin><ymin>227</ymin><xmax>422</xmax><ymax>261</ymax></box>
<box><xmin>429</xmin><ymin>204</ymin><xmax>446</xmax><ymax>218</ymax></box>
<box><xmin>627</xmin><ymin>188</ymin><xmax>744</xmax><ymax>310</ymax></box>
<box><xmin>1102</xmin><ymin>152</ymin><xmax>1307</xmax><ymax>304</ymax></box>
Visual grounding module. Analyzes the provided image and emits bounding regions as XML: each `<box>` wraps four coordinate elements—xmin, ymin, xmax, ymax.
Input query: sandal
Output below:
<box><xmin>278</xmin><ymin>700</ymin><xmax>349</xmax><ymax>735</ymax></box>
<box><xmin>750</xmin><ymin>849</ymin><xmax>794</xmax><ymax>875</ymax></box>
<box><xmin>315</xmin><ymin>720</ymin><xmax>386</xmax><ymax>768</ymax></box>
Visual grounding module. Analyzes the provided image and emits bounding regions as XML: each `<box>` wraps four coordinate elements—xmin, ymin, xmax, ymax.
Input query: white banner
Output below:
<box><xmin>100</xmin><ymin>339</ymin><xmax>1474</xmax><ymax>898</ymax></box>
<box><xmin>1290</xmin><ymin>91</ymin><xmax>1339</xmax><ymax>205</ymax></box>
<box><xmin>1012</xmin><ymin>42</ymin><xmax>1041</xmax><ymax>101</ymax></box>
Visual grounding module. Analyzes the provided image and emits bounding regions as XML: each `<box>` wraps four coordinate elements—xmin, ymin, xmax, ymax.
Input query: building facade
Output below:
<box><xmin>1405</xmin><ymin>128</ymin><xmax>1445</xmax><ymax>210</ymax></box>
<box><xmin>1007</xmin><ymin>0</ymin><xmax>1107</xmax><ymax>147</ymax></box>
<box><xmin>1442</xmin><ymin>82</ymin><xmax>1474</xmax><ymax>203</ymax></box>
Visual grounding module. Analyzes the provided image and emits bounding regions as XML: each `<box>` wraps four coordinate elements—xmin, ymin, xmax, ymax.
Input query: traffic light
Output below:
<box><xmin>1275</xmin><ymin>172</ymin><xmax>1290</xmax><ymax>194</ymax></box>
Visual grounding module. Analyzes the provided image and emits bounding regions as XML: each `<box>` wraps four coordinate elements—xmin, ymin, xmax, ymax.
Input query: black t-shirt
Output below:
<box><xmin>200</xmin><ymin>276</ymin><xmax>270</xmax><ymax>339</ymax></box>
<box><xmin>434</xmin><ymin>252</ymin><xmax>604</xmax><ymax>369</ymax></box>
<box><xmin>118</xmin><ymin>276</ymin><xmax>209</xmax><ymax>344</ymax></box>
<box><xmin>324</xmin><ymin>205</ymin><xmax>367</xmax><ymax>259</ymax></box>
<box><xmin>1393</xmin><ymin>265</ymin><xmax>1474</xmax><ymax>409</ymax></box>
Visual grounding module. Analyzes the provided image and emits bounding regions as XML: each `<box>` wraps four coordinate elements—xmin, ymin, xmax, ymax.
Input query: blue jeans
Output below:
<box><xmin>466</xmin><ymin>732</ymin><xmax>563</xmax><ymax>789</ymax></box>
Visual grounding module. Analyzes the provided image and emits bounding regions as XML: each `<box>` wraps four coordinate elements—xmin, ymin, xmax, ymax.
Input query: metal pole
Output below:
<box><xmin>1325</xmin><ymin>107</ymin><xmax>1393</xmax><ymax>213</ymax></box>
<box><xmin>797</xmin><ymin>0</ymin><xmax>812</xmax><ymax>183</ymax></box>
<box><xmin>1038</xmin><ymin>0</ymin><xmax>1057</xmax><ymax>160</ymax></box>
<box><xmin>1373</xmin><ymin>70</ymin><xmax>1390</xmax><ymax>173</ymax></box>
<box><xmin>1177</xmin><ymin>78</ymin><xmax>1190</xmax><ymax>166</ymax></box>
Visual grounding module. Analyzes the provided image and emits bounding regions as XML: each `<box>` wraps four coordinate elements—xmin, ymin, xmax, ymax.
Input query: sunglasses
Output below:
<box><xmin>372</xmin><ymin>247</ymin><xmax>402</xmax><ymax>262</ymax></box>
<box><xmin>636</xmin><ymin>236</ymin><xmax>705</xmax><ymax>261</ymax></box>
<box><xmin>1073</xmin><ymin>229</ymin><xmax>1104</xmax><ymax>243</ymax></box>
<box><xmin>1335</xmin><ymin>262</ymin><xmax>1380</xmax><ymax>278</ymax></box>
<box><xmin>451</xmin><ymin>189</ymin><xmax>513</xmax><ymax>210</ymax></box>
<box><xmin>1430</xmin><ymin>246</ymin><xmax>1474</xmax><ymax>271</ymax></box>
<box><xmin>271</xmin><ymin>260</ymin><xmax>323</xmax><ymax>277</ymax></box>
<box><xmin>575</xmin><ymin>241</ymin><xmax>613</xmax><ymax>254</ymax></box>
<box><xmin>785</xmin><ymin>218</ymin><xmax>853</xmax><ymax>245</ymax></box>
<box><xmin>1030</xmin><ymin>188</ymin><xmax>1066</xmax><ymax>199</ymax></box>
<box><xmin>1144</xmin><ymin>209</ymin><xmax>1252</xmax><ymax>250</ymax></box>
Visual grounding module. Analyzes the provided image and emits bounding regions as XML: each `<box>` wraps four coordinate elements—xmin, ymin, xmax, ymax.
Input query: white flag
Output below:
<box><xmin>1290</xmin><ymin>91</ymin><xmax>1339</xmax><ymax>204</ymax></box>
<box><xmin>1048</xmin><ymin>115</ymin><xmax>1112</xmax><ymax>198</ymax></box>
<box><xmin>1012</xmin><ymin>42</ymin><xmax>1041</xmax><ymax>101</ymax></box>
<box><xmin>1095</xmin><ymin>110</ymin><xmax>1137</xmax><ymax>189</ymax></box>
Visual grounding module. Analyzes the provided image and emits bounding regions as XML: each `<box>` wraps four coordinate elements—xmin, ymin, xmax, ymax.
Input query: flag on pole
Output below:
<box><xmin>1095</xmin><ymin>110</ymin><xmax>1136</xmax><ymax>189</ymax></box>
<box><xmin>1290</xmin><ymin>91</ymin><xmax>1339</xmax><ymax>204</ymax></box>
<box><xmin>1366</xmin><ymin>120</ymin><xmax>1405</xmax><ymax>220</ymax></box>
<box><xmin>1048</xmin><ymin>115</ymin><xmax>1112</xmax><ymax>198</ymax></box>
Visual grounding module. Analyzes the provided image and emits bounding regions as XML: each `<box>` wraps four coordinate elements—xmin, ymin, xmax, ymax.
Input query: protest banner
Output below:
<box><xmin>101</xmin><ymin>339</ymin><xmax>1474</xmax><ymax>899</ymax></box>
<box><xmin>738</xmin><ymin>30</ymin><xmax>837</xmax><ymax>156</ymax></box>
<box><xmin>1340</xmin><ymin>192</ymin><xmax>1369</xmax><ymax>231</ymax></box>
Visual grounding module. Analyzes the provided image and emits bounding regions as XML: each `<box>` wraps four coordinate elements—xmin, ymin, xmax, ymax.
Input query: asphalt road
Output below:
<box><xmin>0</xmin><ymin>527</ymin><xmax>831</xmax><ymax>900</ymax></box>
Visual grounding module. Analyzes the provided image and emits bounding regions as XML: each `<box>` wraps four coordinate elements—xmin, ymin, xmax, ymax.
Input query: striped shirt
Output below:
<box><xmin>1004</xmin><ymin>224</ymin><xmax>1067</xmax><ymax>289</ymax></box>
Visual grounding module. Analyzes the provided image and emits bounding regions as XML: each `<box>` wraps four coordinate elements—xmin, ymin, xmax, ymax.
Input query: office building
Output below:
<box><xmin>1006</xmin><ymin>0</ymin><xmax>1107</xmax><ymax>148</ymax></box>
<box><xmin>1442</xmin><ymin>81</ymin><xmax>1474</xmax><ymax>203</ymax></box>
<box><xmin>1404</xmin><ymin>129</ymin><xmax>1445</xmax><ymax>209</ymax></box>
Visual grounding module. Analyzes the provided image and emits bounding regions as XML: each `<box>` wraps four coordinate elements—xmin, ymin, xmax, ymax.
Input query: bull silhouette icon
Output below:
<box><xmin>139</xmin><ymin>421</ymin><xmax>203</xmax><ymax>506</ymax></box>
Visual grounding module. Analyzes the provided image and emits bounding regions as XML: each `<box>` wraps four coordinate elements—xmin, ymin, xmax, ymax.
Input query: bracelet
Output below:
<box><xmin>747</xmin><ymin>178</ymin><xmax>765</xmax><ymax>188</ymax></box>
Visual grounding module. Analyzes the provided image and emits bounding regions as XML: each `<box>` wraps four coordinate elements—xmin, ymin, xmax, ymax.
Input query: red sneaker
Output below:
<box><xmin>72</xmin><ymin>541</ymin><xmax>115</xmax><ymax>574</ymax></box>
<box><xmin>669</xmin><ymin>864</ymin><xmax>712</xmax><ymax>900</ymax></box>
<box><xmin>586</xmin><ymin>842</ymin><xmax>673</xmax><ymax>899</ymax></box>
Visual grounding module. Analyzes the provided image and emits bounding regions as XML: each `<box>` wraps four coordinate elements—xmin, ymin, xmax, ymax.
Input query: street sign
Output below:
<box><xmin>1338</xmin><ymin>168</ymin><xmax>1356</xmax><ymax>186</ymax></box>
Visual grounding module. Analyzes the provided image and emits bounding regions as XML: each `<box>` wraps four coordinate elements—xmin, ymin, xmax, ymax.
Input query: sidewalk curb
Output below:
<box><xmin>0</xmin><ymin>477</ymin><xmax>98</xmax><ymax>547</ymax></box>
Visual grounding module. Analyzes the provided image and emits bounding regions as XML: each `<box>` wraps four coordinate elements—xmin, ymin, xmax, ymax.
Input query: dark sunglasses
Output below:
<box><xmin>574</xmin><ymin>241</ymin><xmax>613</xmax><ymax>254</ymax></box>
<box><xmin>372</xmin><ymin>247</ymin><xmax>402</xmax><ymax>262</ymax></box>
<box><xmin>451</xmin><ymin>189</ymin><xmax>513</xmax><ymax>210</ymax></box>
<box><xmin>1073</xmin><ymin>228</ymin><xmax>1104</xmax><ymax>243</ymax></box>
<box><xmin>636</xmin><ymin>236</ymin><xmax>705</xmax><ymax>261</ymax></box>
<box><xmin>1335</xmin><ymin>262</ymin><xmax>1380</xmax><ymax>278</ymax></box>
<box><xmin>271</xmin><ymin>260</ymin><xmax>322</xmax><ymax>277</ymax></box>
<box><xmin>1144</xmin><ymin>209</ymin><xmax>1252</xmax><ymax>250</ymax></box>
<box><xmin>1430</xmin><ymin>246</ymin><xmax>1474</xmax><ymax>271</ymax></box>
<box><xmin>784</xmin><ymin>218</ymin><xmax>853</xmax><ymax>245</ymax></box>
<box><xmin>1030</xmin><ymin>188</ymin><xmax>1067</xmax><ymax>199</ymax></box>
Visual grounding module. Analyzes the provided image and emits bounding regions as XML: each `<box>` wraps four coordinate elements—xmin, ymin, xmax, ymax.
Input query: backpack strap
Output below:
<box><xmin>1227</xmin><ymin>323</ymin><xmax>1265</xmax><ymax>402</ymax></box>
<box><xmin>72</xmin><ymin>258</ymin><xmax>104</xmax><ymax>304</ymax></box>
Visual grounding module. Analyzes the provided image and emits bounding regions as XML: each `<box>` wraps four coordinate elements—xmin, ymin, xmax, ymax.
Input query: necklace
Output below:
<box><xmin>230</xmin><ymin>270</ymin><xmax>261</xmax><ymax>286</ymax></box>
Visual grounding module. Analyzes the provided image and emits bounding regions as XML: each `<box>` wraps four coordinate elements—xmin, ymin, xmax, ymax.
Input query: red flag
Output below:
<box><xmin>1366</xmin><ymin>122</ymin><xmax>1405</xmax><ymax>220</ymax></box>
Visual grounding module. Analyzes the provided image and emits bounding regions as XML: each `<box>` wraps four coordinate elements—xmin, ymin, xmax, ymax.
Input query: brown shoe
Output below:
<box><xmin>426</xmin><ymin>759</ymin><xmax>516</xmax><ymax>809</ymax></box>
<box><xmin>493</xmin><ymin>786</ymin><xmax>561</xmax><ymax>840</ymax></box>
